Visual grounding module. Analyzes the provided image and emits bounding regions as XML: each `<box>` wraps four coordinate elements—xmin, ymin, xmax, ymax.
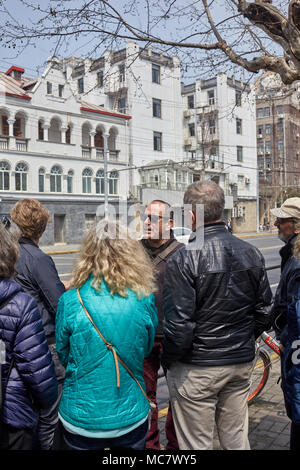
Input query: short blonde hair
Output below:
<box><xmin>0</xmin><ymin>223</ymin><xmax>19</xmax><ymax>278</ymax></box>
<box><xmin>70</xmin><ymin>220</ymin><xmax>156</xmax><ymax>298</ymax></box>
<box><xmin>10</xmin><ymin>199</ymin><xmax>49</xmax><ymax>240</ymax></box>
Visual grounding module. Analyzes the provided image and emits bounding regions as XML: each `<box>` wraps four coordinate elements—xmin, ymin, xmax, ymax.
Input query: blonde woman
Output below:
<box><xmin>55</xmin><ymin>220</ymin><xmax>158</xmax><ymax>450</ymax></box>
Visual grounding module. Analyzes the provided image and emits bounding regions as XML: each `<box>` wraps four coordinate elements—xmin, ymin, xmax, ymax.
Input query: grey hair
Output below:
<box><xmin>183</xmin><ymin>180</ymin><xmax>225</xmax><ymax>223</ymax></box>
<box><xmin>0</xmin><ymin>223</ymin><xmax>19</xmax><ymax>278</ymax></box>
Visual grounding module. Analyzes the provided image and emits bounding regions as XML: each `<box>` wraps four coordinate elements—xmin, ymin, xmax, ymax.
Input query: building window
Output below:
<box><xmin>265</xmin><ymin>107</ymin><xmax>271</xmax><ymax>117</ymax></box>
<box><xmin>85</xmin><ymin>214</ymin><xmax>96</xmax><ymax>232</ymax></box>
<box><xmin>258</xmin><ymin>142</ymin><xmax>264</xmax><ymax>154</ymax></box>
<box><xmin>209</xmin><ymin>119</ymin><xmax>216</xmax><ymax>135</ymax></box>
<box><xmin>265</xmin><ymin>124</ymin><xmax>271</xmax><ymax>135</ymax></box>
<box><xmin>97</xmin><ymin>71</ymin><xmax>104</xmax><ymax>87</ymax></box>
<box><xmin>82</xmin><ymin>168</ymin><xmax>92</xmax><ymax>193</ymax></box>
<box><xmin>95</xmin><ymin>169</ymin><xmax>104</xmax><ymax>194</ymax></box>
<box><xmin>277</xmin><ymin>120</ymin><xmax>283</xmax><ymax>132</ymax></box>
<box><xmin>278</xmin><ymin>140</ymin><xmax>284</xmax><ymax>150</ymax></box>
<box><xmin>152</xmin><ymin>64</ymin><xmax>160</xmax><ymax>84</ymax></box>
<box><xmin>257</xmin><ymin>108</ymin><xmax>264</xmax><ymax>118</ymax></box>
<box><xmin>265</xmin><ymin>141</ymin><xmax>271</xmax><ymax>153</ymax></box>
<box><xmin>1</xmin><ymin>116</ymin><xmax>9</xmax><ymax>136</ymax></box>
<box><xmin>38</xmin><ymin>121</ymin><xmax>44</xmax><ymax>140</ymax></box>
<box><xmin>266</xmin><ymin>157</ymin><xmax>272</xmax><ymax>169</ymax></box>
<box><xmin>235</xmin><ymin>90</ymin><xmax>242</xmax><ymax>107</ymax></box>
<box><xmin>277</xmin><ymin>105</ymin><xmax>283</xmax><ymax>115</ymax></box>
<box><xmin>13</xmin><ymin>118</ymin><xmax>22</xmax><ymax>137</ymax></box>
<box><xmin>153</xmin><ymin>131</ymin><xmax>162</xmax><ymax>151</ymax></box>
<box><xmin>67</xmin><ymin>170</ymin><xmax>73</xmax><ymax>193</ymax></box>
<box><xmin>39</xmin><ymin>168</ymin><xmax>45</xmax><ymax>192</ymax></box>
<box><xmin>188</xmin><ymin>95</ymin><xmax>194</xmax><ymax>109</ymax></box>
<box><xmin>237</xmin><ymin>146</ymin><xmax>243</xmax><ymax>162</ymax></box>
<box><xmin>208</xmin><ymin>90</ymin><xmax>215</xmax><ymax>106</ymax></box>
<box><xmin>15</xmin><ymin>162</ymin><xmax>28</xmax><ymax>191</ymax></box>
<box><xmin>78</xmin><ymin>77</ymin><xmax>84</xmax><ymax>94</ymax></box>
<box><xmin>0</xmin><ymin>161</ymin><xmax>10</xmax><ymax>190</ymax></box>
<box><xmin>118</xmin><ymin>97</ymin><xmax>127</xmax><ymax>114</ymax></box>
<box><xmin>258</xmin><ymin>125</ymin><xmax>264</xmax><ymax>136</ymax></box>
<box><xmin>50</xmin><ymin>165</ymin><xmax>62</xmax><ymax>192</ymax></box>
<box><xmin>153</xmin><ymin>98</ymin><xmax>161</xmax><ymax>118</ymax></box>
<box><xmin>119</xmin><ymin>64</ymin><xmax>125</xmax><ymax>83</ymax></box>
<box><xmin>47</xmin><ymin>82</ymin><xmax>52</xmax><ymax>94</ymax></box>
<box><xmin>58</xmin><ymin>84</ymin><xmax>64</xmax><ymax>97</ymax></box>
<box><xmin>258</xmin><ymin>157</ymin><xmax>264</xmax><ymax>169</ymax></box>
<box><xmin>236</xmin><ymin>118</ymin><xmax>242</xmax><ymax>134</ymax></box>
<box><xmin>189</xmin><ymin>123</ymin><xmax>195</xmax><ymax>137</ymax></box>
<box><xmin>66</xmin><ymin>125</ymin><xmax>71</xmax><ymax>144</ymax></box>
<box><xmin>109</xmin><ymin>171</ymin><xmax>119</xmax><ymax>195</ymax></box>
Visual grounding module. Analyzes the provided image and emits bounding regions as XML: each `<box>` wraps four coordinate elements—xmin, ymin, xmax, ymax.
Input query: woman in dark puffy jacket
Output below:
<box><xmin>0</xmin><ymin>219</ymin><xmax>58</xmax><ymax>450</ymax></box>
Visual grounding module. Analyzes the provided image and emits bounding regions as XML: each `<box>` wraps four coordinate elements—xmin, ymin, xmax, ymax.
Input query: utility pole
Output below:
<box><xmin>196</xmin><ymin>104</ymin><xmax>210</xmax><ymax>181</ymax></box>
<box><xmin>103</xmin><ymin>133</ymin><xmax>109</xmax><ymax>218</ymax></box>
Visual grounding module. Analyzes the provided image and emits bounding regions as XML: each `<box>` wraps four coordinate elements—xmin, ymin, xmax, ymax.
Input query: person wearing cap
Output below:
<box><xmin>271</xmin><ymin>198</ymin><xmax>300</xmax><ymax>449</ymax></box>
<box><xmin>270</xmin><ymin>197</ymin><xmax>300</xmax><ymax>348</ymax></box>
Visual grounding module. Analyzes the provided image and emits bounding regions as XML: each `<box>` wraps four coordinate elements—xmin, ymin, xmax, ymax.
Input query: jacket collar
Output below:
<box><xmin>19</xmin><ymin>237</ymin><xmax>38</xmax><ymax>247</ymax></box>
<box><xmin>189</xmin><ymin>222</ymin><xmax>227</xmax><ymax>242</ymax></box>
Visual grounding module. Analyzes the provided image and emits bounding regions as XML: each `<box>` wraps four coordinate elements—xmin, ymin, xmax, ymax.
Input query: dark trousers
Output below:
<box><xmin>0</xmin><ymin>423</ymin><xmax>34</xmax><ymax>450</ymax></box>
<box><xmin>33</xmin><ymin>343</ymin><xmax>65</xmax><ymax>450</ymax></box>
<box><xmin>290</xmin><ymin>423</ymin><xmax>300</xmax><ymax>450</ymax></box>
<box><xmin>62</xmin><ymin>419</ymin><xmax>148</xmax><ymax>450</ymax></box>
<box><xmin>143</xmin><ymin>339</ymin><xmax>178</xmax><ymax>450</ymax></box>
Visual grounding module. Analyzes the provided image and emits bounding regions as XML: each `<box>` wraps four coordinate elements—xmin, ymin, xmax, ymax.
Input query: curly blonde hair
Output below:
<box><xmin>293</xmin><ymin>224</ymin><xmax>300</xmax><ymax>259</ymax></box>
<box><xmin>70</xmin><ymin>220</ymin><xmax>156</xmax><ymax>298</ymax></box>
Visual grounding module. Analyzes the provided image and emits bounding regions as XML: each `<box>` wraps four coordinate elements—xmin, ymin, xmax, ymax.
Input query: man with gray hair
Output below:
<box><xmin>162</xmin><ymin>180</ymin><xmax>273</xmax><ymax>450</ymax></box>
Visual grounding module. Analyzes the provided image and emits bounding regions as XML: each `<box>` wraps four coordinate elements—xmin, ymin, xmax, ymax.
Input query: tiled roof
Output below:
<box><xmin>0</xmin><ymin>72</ymin><xmax>32</xmax><ymax>100</ymax></box>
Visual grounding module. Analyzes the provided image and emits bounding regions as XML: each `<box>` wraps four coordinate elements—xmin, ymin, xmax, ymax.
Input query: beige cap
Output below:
<box><xmin>270</xmin><ymin>197</ymin><xmax>300</xmax><ymax>219</ymax></box>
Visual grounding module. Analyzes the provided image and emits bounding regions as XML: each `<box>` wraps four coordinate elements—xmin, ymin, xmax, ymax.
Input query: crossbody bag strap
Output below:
<box><xmin>76</xmin><ymin>289</ymin><xmax>151</xmax><ymax>405</ymax></box>
<box><xmin>152</xmin><ymin>240</ymin><xmax>181</xmax><ymax>267</ymax></box>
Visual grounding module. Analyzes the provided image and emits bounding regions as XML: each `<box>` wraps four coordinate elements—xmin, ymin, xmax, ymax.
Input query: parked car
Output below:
<box><xmin>173</xmin><ymin>227</ymin><xmax>192</xmax><ymax>245</ymax></box>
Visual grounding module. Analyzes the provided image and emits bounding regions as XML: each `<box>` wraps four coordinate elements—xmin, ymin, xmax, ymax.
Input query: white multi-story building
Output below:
<box><xmin>0</xmin><ymin>59</ymin><xmax>131</xmax><ymax>244</ymax></box>
<box><xmin>63</xmin><ymin>42</ymin><xmax>183</xmax><ymax>199</ymax></box>
<box><xmin>182</xmin><ymin>73</ymin><xmax>257</xmax><ymax>232</ymax></box>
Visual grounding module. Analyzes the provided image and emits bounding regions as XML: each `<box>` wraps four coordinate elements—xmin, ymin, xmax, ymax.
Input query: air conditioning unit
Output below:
<box><xmin>184</xmin><ymin>137</ymin><xmax>193</xmax><ymax>146</ymax></box>
<box><xmin>266</xmin><ymin>150</ymin><xmax>270</xmax><ymax>154</ymax></box>
<box><xmin>245</xmin><ymin>177</ymin><xmax>250</xmax><ymax>184</ymax></box>
<box><xmin>278</xmin><ymin>114</ymin><xmax>284</xmax><ymax>119</ymax></box>
<box><xmin>184</xmin><ymin>109</ymin><xmax>193</xmax><ymax>118</ymax></box>
<box><xmin>258</xmin><ymin>134</ymin><xmax>263</xmax><ymax>138</ymax></box>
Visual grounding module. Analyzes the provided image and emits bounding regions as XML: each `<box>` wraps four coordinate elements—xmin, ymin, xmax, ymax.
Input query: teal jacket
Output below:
<box><xmin>55</xmin><ymin>278</ymin><xmax>157</xmax><ymax>430</ymax></box>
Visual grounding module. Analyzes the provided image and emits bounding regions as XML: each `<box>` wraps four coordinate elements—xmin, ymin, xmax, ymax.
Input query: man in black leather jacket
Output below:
<box><xmin>162</xmin><ymin>181</ymin><xmax>272</xmax><ymax>450</ymax></box>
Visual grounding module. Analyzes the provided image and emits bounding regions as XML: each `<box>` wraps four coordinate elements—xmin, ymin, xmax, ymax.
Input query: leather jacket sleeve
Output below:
<box><xmin>252</xmin><ymin>263</ymin><xmax>273</xmax><ymax>339</ymax></box>
<box><xmin>162</xmin><ymin>249</ymin><xmax>196</xmax><ymax>368</ymax></box>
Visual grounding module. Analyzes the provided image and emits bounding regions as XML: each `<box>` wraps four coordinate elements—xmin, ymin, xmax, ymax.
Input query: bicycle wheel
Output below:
<box><xmin>248</xmin><ymin>349</ymin><xmax>271</xmax><ymax>405</ymax></box>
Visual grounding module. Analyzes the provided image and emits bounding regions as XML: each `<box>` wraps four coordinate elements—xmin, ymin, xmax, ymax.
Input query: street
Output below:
<box><xmin>51</xmin><ymin>231</ymin><xmax>290</xmax><ymax>450</ymax></box>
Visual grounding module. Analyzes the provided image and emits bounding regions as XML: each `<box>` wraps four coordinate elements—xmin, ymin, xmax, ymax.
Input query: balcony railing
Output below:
<box><xmin>82</xmin><ymin>146</ymin><xmax>91</xmax><ymax>158</ymax></box>
<box><xmin>16</xmin><ymin>138</ymin><xmax>28</xmax><ymax>152</ymax></box>
<box><xmin>0</xmin><ymin>137</ymin><xmax>9</xmax><ymax>150</ymax></box>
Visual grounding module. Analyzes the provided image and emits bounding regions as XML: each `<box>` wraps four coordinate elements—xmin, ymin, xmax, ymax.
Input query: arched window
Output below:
<box><xmin>67</xmin><ymin>170</ymin><xmax>73</xmax><ymax>193</ymax></box>
<box><xmin>95</xmin><ymin>169</ymin><xmax>104</xmax><ymax>194</ymax></box>
<box><xmin>109</xmin><ymin>170</ymin><xmax>119</xmax><ymax>195</ymax></box>
<box><xmin>15</xmin><ymin>162</ymin><xmax>28</xmax><ymax>191</ymax></box>
<box><xmin>50</xmin><ymin>165</ymin><xmax>62</xmax><ymax>192</ymax></box>
<box><xmin>82</xmin><ymin>168</ymin><xmax>92</xmax><ymax>194</ymax></box>
<box><xmin>94</xmin><ymin>130</ymin><xmax>104</xmax><ymax>148</ymax></box>
<box><xmin>39</xmin><ymin>168</ymin><xmax>45</xmax><ymax>192</ymax></box>
<box><xmin>0</xmin><ymin>161</ymin><xmax>10</xmax><ymax>190</ymax></box>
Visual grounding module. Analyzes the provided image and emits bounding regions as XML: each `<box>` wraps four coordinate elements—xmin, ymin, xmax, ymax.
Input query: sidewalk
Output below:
<box><xmin>40</xmin><ymin>231</ymin><xmax>278</xmax><ymax>254</ymax></box>
<box><xmin>158</xmin><ymin>356</ymin><xmax>291</xmax><ymax>450</ymax></box>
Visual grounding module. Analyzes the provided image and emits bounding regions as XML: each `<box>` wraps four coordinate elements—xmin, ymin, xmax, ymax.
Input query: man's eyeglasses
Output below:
<box><xmin>144</xmin><ymin>214</ymin><xmax>170</xmax><ymax>224</ymax></box>
<box><xmin>0</xmin><ymin>214</ymin><xmax>11</xmax><ymax>229</ymax></box>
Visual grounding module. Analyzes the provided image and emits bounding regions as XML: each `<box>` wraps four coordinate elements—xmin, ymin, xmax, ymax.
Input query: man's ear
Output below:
<box><xmin>169</xmin><ymin>218</ymin><xmax>174</xmax><ymax>229</ymax></box>
<box><xmin>191</xmin><ymin>211</ymin><xmax>196</xmax><ymax>228</ymax></box>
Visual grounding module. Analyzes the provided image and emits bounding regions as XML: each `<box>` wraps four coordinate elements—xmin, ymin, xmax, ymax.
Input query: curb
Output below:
<box><xmin>43</xmin><ymin>232</ymin><xmax>277</xmax><ymax>254</ymax></box>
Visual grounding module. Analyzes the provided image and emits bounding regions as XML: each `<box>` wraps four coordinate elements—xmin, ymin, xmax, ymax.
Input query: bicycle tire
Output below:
<box><xmin>248</xmin><ymin>349</ymin><xmax>271</xmax><ymax>405</ymax></box>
